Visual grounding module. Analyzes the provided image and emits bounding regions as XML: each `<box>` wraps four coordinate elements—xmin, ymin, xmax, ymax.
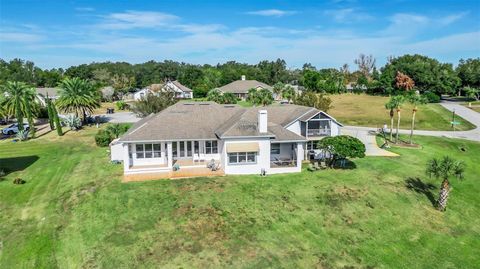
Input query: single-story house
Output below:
<box><xmin>133</xmin><ymin>80</ymin><xmax>193</xmax><ymax>101</ymax></box>
<box><xmin>36</xmin><ymin>87</ymin><xmax>60</xmax><ymax>106</ymax></box>
<box><xmin>218</xmin><ymin>75</ymin><xmax>273</xmax><ymax>100</ymax></box>
<box><xmin>112</xmin><ymin>101</ymin><xmax>342</xmax><ymax>178</ymax></box>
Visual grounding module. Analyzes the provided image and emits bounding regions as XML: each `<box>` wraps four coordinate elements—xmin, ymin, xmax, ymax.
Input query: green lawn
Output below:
<box><xmin>328</xmin><ymin>94</ymin><xmax>476</xmax><ymax>131</ymax></box>
<box><xmin>1</xmin><ymin>130</ymin><xmax>479</xmax><ymax>268</ymax></box>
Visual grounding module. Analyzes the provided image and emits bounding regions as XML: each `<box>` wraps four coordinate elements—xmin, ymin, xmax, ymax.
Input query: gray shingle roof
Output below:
<box><xmin>218</xmin><ymin>80</ymin><xmax>273</xmax><ymax>94</ymax></box>
<box><xmin>171</xmin><ymin>80</ymin><xmax>192</xmax><ymax>92</ymax></box>
<box><xmin>119</xmin><ymin>102</ymin><xmax>339</xmax><ymax>142</ymax></box>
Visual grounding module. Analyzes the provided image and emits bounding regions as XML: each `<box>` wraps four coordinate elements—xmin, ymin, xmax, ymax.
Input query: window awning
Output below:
<box><xmin>226</xmin><ymin>142</ymin><xmax>259</xmax><ymax>153</ymax></box>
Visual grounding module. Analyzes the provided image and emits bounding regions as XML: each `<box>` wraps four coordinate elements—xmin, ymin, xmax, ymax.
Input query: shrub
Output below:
<box><xmin>13</xmin><ymin>178</ymin><xmax>26</xmax><ymax>184</ymax></box>
<box><xmin>95</xmin><ymin>129</ymin><xmax>113</xmax><ymax>147</ymax></box>
<box><xmin>116</xmin><ymin>100</ymin><xmax>128</xmax><ymax>110</ymax></box>
<box><xmin>423</xmin><ymin>91</ymin><xmax>440</xmax><ymax>103</ymax></box>
<box><xmin>16</xmin><ymin>130</ymin><xmax>29</xmax><ymax>141</ymax></box>
<box><xmin>63</xmin><ymin>114</ymin><xmax>82</xmax><ymax>130</ymax></box>
<box><xmin>95</xmin><ymin>123</ymin><xmax>131</xmax><ymax>147</ymax></box>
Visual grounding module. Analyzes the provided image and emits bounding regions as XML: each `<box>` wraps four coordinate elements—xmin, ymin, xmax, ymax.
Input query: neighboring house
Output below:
<box><xmin>133</xmin><ymin>88</ymin><xmax>151</xmax><ymax>101</ymax></box>
<box><xmin>218</xmin><ymin>75</ymin><xmax>273</xmax><ymax>100</ymax></box>
<box><xmin>346</xmin><ymin>82</ymin><xmax>367</xmax><ymax>92</ymax></box>
<box><xmin>162</xmin><ymin>80</ymin><xmax>193</xmax><ymax>99</ymax></box>
<box><xmin>112</xmin><ymin>101</ymin><xmax>342</xmax><ymax>178</ymax></box>
<box><xmin>36</xmin><ymin>87</ymin><xmax>60</xmax><ymax>106</ymax></box>
<box><xmin>132</xmin><ymin>80</ymin><xmax>193</xmax><ymax>101</ymax></box>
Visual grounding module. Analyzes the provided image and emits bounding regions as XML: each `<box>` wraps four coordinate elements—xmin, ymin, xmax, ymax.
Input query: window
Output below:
<box><xmin>307</xmin><ymin>141</ymin><xmax>319</xmax><ymax>150</ymax></box>
<box><xmin>145</xmin><ymin>144</ymin><xmax>153</xmax><ymax>158</ymax></box>
<box><xmin>205</xmin><ymin>140</ymin><xmax>218</xmax><ymax>154</ymax></box>
<box><xmin>271</xmin><ymin>143</ymin><xmax>280</xmax><ymax>154</ymax></box>
<box><xmin>187</xmin><ymin>141</ymin><xmax>192</xmax><ymax>156</ymax></box>
<box><xmin>194</xmin><ymin>141</ymin><xmax>199</xmax><ymax>154</ymax></box>
<box><xmin>136</xmin><ymin>143</ymin><xmax>162</xmax><ymax>159</ymax></box>
<box><xmin>153</xmin><ymin>144</ymin><xmax>161</xmax><ymax>158</ymax></box>
<box><xmin>180</xmin><ymin>141</ymin><xmax>185</xmax><ymax>157</ymax></box>
<box><xmin>172</xmin><ymin>142</ymin><xmax>177</xmax><ymax>157</ymax></box>
<box><xmin>136</xmin><ymin>144</ymin><xmax>144</xmax><ymax>158</ymax></box>
<box><xmin>228</xmin><ymin>152</ymin><xmax>256</xmax><ymax>164</ymax></box>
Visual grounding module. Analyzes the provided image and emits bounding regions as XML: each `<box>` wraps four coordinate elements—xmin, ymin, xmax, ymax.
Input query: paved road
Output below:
<box><xmin>344</xmin><ymin>101</ymin><xmax>480</xmax><ymax>142</ymax></box>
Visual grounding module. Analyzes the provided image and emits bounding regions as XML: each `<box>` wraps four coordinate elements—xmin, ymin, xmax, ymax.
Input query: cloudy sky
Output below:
<box><xmin>0</xmin><ymin>0</ymin><xmax>479</xmax><ymax>69</ymax></box>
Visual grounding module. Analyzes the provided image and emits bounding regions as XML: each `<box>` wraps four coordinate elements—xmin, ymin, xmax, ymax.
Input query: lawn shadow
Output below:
<box><xmin>0</xmin><ymin>156</ymin><xmax>40</xmax><ymax>177</ymax></box>
<box><xmin>405</xmin><ymin>177</ymin><xmax>436</xmax><ymax>206</ymax></box>
<box><xmin>332</xmin><ymin>159</ymin><xmax>357</xmax><ymax>170</ymax></box>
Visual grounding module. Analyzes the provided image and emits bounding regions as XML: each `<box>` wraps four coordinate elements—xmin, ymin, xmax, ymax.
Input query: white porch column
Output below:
<box><xmin>167</xmin><ymin>142</ymin><xmax>173</xmax><ymax>168</ymax></box>
<box><xmin>123</xmin><ymin>143</ymin><xmax>130</xmax><ymax>172</ymax></box>
<box><xmin>297</xmin><ymin>142</ymin><xmax>304</xmax><ymax>168</ymax></box>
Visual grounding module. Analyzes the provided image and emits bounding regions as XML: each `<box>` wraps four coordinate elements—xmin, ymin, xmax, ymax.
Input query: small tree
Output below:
<box><xmin>52</xmin><ymin>102</ymin><xmax>63</xmax><ymax>136</ymax></box>
<box><xmin>385</xmin><ymin>99</ymin><xmax>396</xmax><ymax>141</ymax></box>
<box><xmin>246</xmin><ymin>88</ymin><xmax>259</xmax><ymax>105</ymax></box>
<box><xmin>407</xmin><ymin>94</ymin><xmax>427</xmax><ymax>144</ymax></box>
<box><xmin>318</xmin><ymin>135</ymin><xmax>366</xmax><ymax>168</ymax></box>
<box><xmin>395</xmin><ymin>71</ymin><xmax>415</xmax><ymax>91</ymax></box>
<box><xmin>255</xmin><ymin>89</ymin><xmax>274</xmax><ymax>106</ymax></box>
<box><xmin>46</xmin><ymin>94</ymin><xmax>55</xmax><ymax>130</ymax></box>
<box><xmin>272</xmin><ymin>82</ymin><xmax>285</xmax><ymax>100</ymax></box>
<box><xmin>132</xmin><ymin>92</ymin><xmax>177</xmax><ymax>117</ymax></box>
<box><xmin>206</xmin><ymin>88</ymin><xmax>223</xmax><ymax>103</ymax></box>
<box><xmin>294</xmin><ymin>91</ymin><xmax>332</xmax><ymax>112</ymax></box>
<box><xmin>464</xmin><ymin>87</ymin><xmax>479</xmax><ymax>107</ymax></box>
<box><xmin>426</xmin><ymin>156</ymin><xmax>465</xmax><ymax>211</ymax></box>
<box><xmin>388</xmin><ymin>95</ymin><xmax>405</xmax><ymax>143</ymax></box>
<box><xmin>282</xmin><ymin>85</ymin><xmax>295</xmax><ymax>103</ymax></box>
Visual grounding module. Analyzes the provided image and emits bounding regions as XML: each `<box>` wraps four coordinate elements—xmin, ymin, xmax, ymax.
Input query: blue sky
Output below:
<box><xmin>0</xmin><ymin>0</ymin><xmax>479</xmax><ymax>69</ymax></box>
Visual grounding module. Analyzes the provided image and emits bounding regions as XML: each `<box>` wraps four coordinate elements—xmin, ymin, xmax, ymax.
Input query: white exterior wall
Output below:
<box><xmin>286</xmin><ymin>121</ymin><xmax>301</xmax><ymax>135</ymax></box>
<box><xmin>130</xmin><ymin>143</ymin><xmax>166</xmax><ymax>166</ymax></box>
<box><xmin>110</xmin><ymin>140</ymin><xmax>124</xmax><ymax>161</ymax></box>
<box><xmin>133</xmin><ymin>89</ymin><xmax>150</xmax><ymax>101</ymax></box>
<box><xmin>223</xmin><ymin>138</ymin><xmax>271</xmax><ymax>175</ymax></box>
<box><xmin>331</xmin><ymin>121</ymin><xmax>341</xmax><ymax>136</ymax></box>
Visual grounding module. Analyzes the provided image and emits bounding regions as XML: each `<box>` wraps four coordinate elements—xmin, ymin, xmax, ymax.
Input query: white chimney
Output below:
<box><xmin>258</xmin><ymin>110</ymin><xmax>268</xmax><ymax>133</ymax></box>
<box><xmin>241</xmin><ymin>75</ymin><xmax>246</xmax><ymax>81</ymax></box>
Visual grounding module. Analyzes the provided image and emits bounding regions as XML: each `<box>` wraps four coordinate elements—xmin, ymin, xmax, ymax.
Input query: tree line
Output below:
<box><xmin>1</xmin><ymin>55</ymin><xmax>478</xmax><ymax>98</ymax></box>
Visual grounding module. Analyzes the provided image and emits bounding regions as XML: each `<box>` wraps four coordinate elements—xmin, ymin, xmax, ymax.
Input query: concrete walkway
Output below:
<box><xmin>341</xmin><ymin>128</ymin><xmax>399</xmax><ymax>157</ymax></box>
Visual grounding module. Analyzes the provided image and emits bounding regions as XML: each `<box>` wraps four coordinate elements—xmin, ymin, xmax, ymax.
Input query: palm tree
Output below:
<box><xmin>22</xmin><ymin>87</ymin><xmax>37</xmax><ymax>137</ymax></box>
<box><xmin>106</xmin><ymin>124</ymin><xmax>123</xmax><ymax>139</ymax></box>
<box><xmin>256</xmin><ymin>89</ymin><xmax>274</xmax><ymax>106</ymax></box>
<box><xmin>246</xmin><ymin>88</ymin><xmax>259</xmax><ymax>105</ymax></box>
<box><xmin>426</xmin><ymin>156</ymin><xmax>465</xmax><ymax>211</ymax></box>
<box><xmin>282</xmin><ymin>85</ymin><xmax>295</xmax><ymax>103</ymax></box>
<box><xmin>57</xmin><ymin>78</ymin><xmax>100</xmax><ymax>122</ymax></box>
<box><xmin>407</xmin><ymin>94</ymin><xmax>427</xmax><ymax>144</ymax></box>
<box><xmin>2</xmin><ymin>82</ymin><xmax>29</xmax><ymax>132</ymax></box>
<box><xmin>391</xmin><ymin>95</ymin><xmax>404</xmax><ymax>143</ymax></box>
<box><xmin>384</xmin><ymin>99</ymin><xmax>396</xmax><ymax>141</ymax></box>
<box><xmin>272</xmin><ymin>82</ymin><xmax>284</xmax><ymax>100</ymax></box>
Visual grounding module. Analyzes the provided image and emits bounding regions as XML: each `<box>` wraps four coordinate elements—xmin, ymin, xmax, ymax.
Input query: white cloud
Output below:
<box><xmin>246</xmin><ymin>9</ymin><xmax>297</xmax><ymax>17</ymax></box>
<box><xmin>324</xmin><ymin>8</ymin><xmax>373</xmax><ymax>23</ymax></box>
<box><xmin>99</xmin><ymin>10</ymin><xmax>179</xmax><ymax>29</ymax></box>
<box><xmin>0</xmin><ymin>32</ymin><xmax>43</xmax><ymax>42</ymax></box>
<box><xmin>438</xmin><ymin>12</ymin><xmax>468</xmax><ymax>26</ymax></box>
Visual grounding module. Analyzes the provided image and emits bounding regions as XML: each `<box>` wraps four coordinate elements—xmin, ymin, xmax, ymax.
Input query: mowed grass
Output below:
<box><xmin>1</xmin><ymin>130</ymin><xmax>480</xmax><ymax>268</ymax></box>
<box><xmin>328</xmin><ymin>94</ymin><xmax>476</xmax><ymax>131</ymax></box>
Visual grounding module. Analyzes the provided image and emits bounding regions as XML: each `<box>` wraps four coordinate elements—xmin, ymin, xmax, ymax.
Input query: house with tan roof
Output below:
<box><xmin>218</xmin><ymin>75</ymin><xmax>273</xmax><ymax>100</ymax></box>
<box><xmin>36</xmin><ymin>87</ymin><xmax>60</xmax><ymax>106</ymax></box>
<box><xmin>133</xmin><ymin>80</ymin><xmax>193</xmax><ymax>101</ymax></box>
<box><xmin>112</xmin><ymin>101</ymin><xmax>342</xmax><ymax>179</ymax></box>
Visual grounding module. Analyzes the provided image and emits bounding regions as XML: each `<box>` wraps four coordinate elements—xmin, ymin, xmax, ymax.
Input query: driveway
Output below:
<box><xmin>96</xmin><ymin>112</ymin><xmax>141</xmax><ymax>123</ymax></box>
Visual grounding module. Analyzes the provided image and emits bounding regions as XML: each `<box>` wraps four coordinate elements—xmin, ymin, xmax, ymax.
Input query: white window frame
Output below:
<box><xmin>205</xmin><ymin>140</ymin><xmax>218</xmax><ymax>154</ymax></box>
<box><xmin>135</xmin><ymin>143</ymin><xmax>162</xmax><ymax>159</ymax></box>
<box><xmin>228</xmin><ymin>152</ymin><xmax>257</xmax><ymax>165</ymax></box>
<box><xmin>271</xmin><ymin>143</ymin><xmax>280</xmax><ymax>154</ymax></box>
